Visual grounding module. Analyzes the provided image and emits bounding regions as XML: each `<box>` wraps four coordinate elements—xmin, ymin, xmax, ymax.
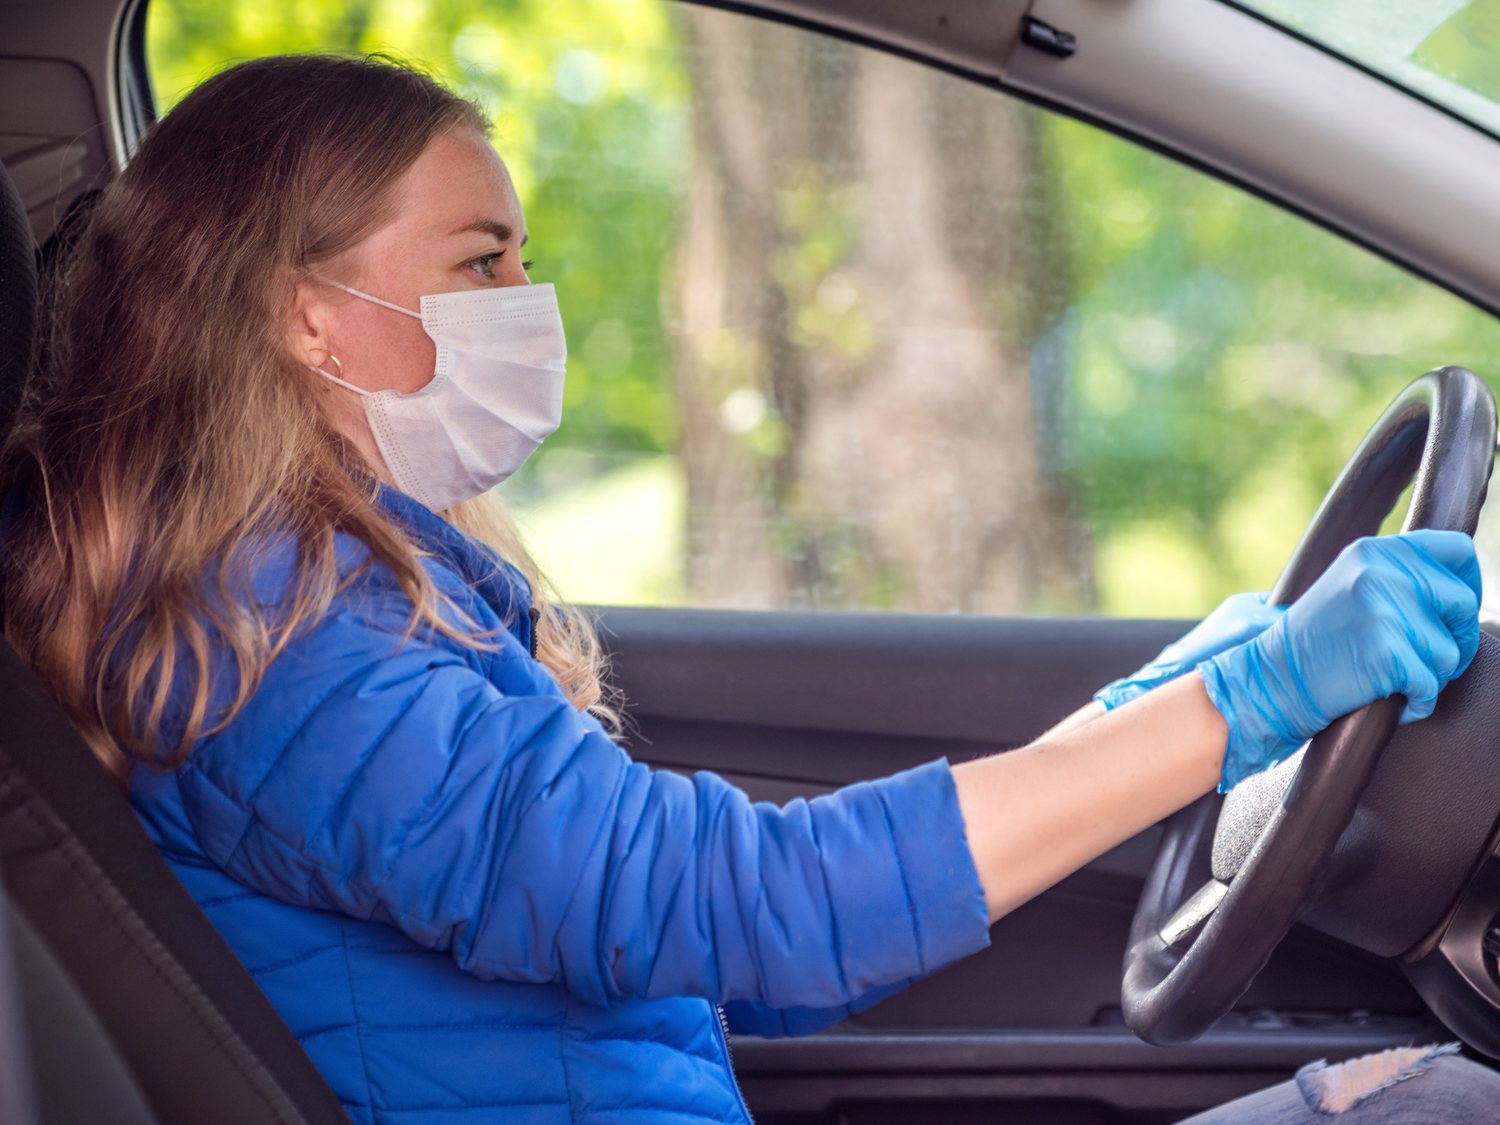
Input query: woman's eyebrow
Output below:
<box><xmin>450</xmin><ymin>218</ymin><xmax>514</xmax><ymax>242</ymax></box>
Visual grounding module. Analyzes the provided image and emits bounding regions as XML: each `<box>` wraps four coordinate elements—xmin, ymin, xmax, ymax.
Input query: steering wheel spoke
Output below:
<box><xmin>1158</xmin><ymin>878</ymin><xmax>1229</xmax><ymax>950</ymax></box>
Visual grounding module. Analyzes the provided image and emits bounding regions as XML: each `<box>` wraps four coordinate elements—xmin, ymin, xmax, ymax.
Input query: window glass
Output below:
<box><xmin>1240</xmin><ymin>1</ymin><xmax>1500</xmax><ymax>138</ymax></box>
<box><xmin>146</xmin><ymin>0</ymin><xmax>1500</xmax><ymax>617</ymax></box>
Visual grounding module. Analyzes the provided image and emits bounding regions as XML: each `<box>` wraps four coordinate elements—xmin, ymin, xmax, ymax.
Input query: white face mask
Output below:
<box><xmin>310</xmin><ymin>281</ymin><xmax>567</xmax><ymax>511</ymax></box>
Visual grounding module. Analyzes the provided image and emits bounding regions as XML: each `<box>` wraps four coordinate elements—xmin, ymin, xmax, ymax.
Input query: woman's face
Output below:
<box><xmin>287</xmin><ymin>126</ymin><xmax>530</xmax><ymax>476</ymax></box>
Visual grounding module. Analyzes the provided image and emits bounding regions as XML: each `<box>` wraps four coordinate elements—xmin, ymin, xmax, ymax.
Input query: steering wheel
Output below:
<box><xmin>1121</xmin><ymin>365</ymin><xmax>1498</xmax><ymax>1046</ymax></box>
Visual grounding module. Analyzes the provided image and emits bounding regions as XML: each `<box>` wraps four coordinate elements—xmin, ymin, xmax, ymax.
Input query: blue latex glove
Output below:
<box><xmin>1093</xmin><ymin>591</ymin><xmax>1285</xmax><ymax>711</ymax></box>
<box><xmin>1199</xmin><ymin>529</ymin><xmax>1482</xmax><ymax>793</ymax></box>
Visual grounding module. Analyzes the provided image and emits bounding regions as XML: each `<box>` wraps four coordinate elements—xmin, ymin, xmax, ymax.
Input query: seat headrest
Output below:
<box><xmin>0</xmin><ymin>164</ymin><xmax>36</xmax><ymax>444</ymax></box>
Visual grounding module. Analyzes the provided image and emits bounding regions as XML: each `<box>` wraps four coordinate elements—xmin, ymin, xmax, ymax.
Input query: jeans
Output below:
<box><xmin>1179</xmin><ymin>1043</ymin><xmax>1500</xmax><ymax>1123</ymax></box>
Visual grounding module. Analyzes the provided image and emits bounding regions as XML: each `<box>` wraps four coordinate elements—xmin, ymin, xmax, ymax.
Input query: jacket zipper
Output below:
<box><xmin>714</xmin><ymin>1003</ymin><xmax>755</xmax><ymax>1123</ymax></box>
<box><xmin>527</xmin><ymin>605</ymin><xmax>540</xmax><ymax>659</ymax></box>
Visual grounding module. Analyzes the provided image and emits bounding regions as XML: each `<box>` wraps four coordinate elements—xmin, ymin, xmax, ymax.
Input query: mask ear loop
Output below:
<box><xmin>334</xmin><ymin>281</ymin><xmax>423</xmax><ymax>319</ymax></box>
<box><xmin>310</xmin><ymin>352</ymin><xmax>371</xmax><ymax>397</ymax></box>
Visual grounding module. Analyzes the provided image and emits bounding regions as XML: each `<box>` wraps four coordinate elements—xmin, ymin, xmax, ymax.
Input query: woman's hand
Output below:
<box><xmin>1093</xmin><ymin>591</ymin><xmax>1285</xmax><ymax>711</ymax></box>
<box><xmin>1199</xmin><ymin>529</ymin><xmax>1482</xmax><ymax>792</ymax></box>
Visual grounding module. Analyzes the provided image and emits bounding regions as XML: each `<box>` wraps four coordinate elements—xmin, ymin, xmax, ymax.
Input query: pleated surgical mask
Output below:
<box><xmin>311</xmin><ymin>281</ymin><xmax>567</xmax><ymax>511</ymax></box>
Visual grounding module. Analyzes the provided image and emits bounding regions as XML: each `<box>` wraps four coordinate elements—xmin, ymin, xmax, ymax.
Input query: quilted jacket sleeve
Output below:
<box><xmin>177</xmin><ymin>586</ymin><xmax>992</xmax><ymax>1012</ymax></box>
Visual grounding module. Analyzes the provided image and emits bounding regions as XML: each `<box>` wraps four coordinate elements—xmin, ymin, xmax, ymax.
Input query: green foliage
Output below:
<box><xmin>1416</xmin><ymin>0</ymin><xmax>1500</xmax><ymax>103</ymax></box>
<box><xmin>774</xmin><ymin>172</ymin><xmax>872</xmax><ymax>360</ymax></box>
<box><xmin>1043</xmin><ymin>114</ymin><xmax>1500</xmax><ymax>611</ymax></box>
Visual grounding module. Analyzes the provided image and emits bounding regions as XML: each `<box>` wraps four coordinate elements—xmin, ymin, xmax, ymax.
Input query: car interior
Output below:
<box><xmin>5</xmin><ymin>1</ymin><xmax>1500</xmax><ymax>1123</ymax></box>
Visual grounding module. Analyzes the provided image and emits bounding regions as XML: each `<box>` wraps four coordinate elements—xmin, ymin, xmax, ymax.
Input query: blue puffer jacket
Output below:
<box><xmin>126</xmin><ymin>483</ymin><xmax>993</xmax><ymax>1123</ymax></box>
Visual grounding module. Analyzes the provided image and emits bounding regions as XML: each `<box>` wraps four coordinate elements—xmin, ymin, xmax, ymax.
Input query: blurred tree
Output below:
<box><xmin>670</xmin><ymin>10</ymin><xmax>1093</xmax><ymax>612</ymax></box>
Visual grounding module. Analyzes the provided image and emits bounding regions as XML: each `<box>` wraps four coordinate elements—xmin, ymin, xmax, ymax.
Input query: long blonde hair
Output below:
<box><xmin>0</xmin><ymin>53</ymin><xmax>618</xmax><ymax>785</ymax></box>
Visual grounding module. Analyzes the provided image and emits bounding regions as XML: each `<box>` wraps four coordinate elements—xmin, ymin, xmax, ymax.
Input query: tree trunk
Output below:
<box><xmin>672</xmin><ymin>9</ymin><xmax>1093</xmax><ymax>614</ymax></box>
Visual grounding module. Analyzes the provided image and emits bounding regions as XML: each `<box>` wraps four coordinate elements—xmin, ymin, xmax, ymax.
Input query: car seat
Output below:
<box><xmin>0</xmin><ymin>157</ymin><xmax>349</xmax><ymax>1124</ymax></box>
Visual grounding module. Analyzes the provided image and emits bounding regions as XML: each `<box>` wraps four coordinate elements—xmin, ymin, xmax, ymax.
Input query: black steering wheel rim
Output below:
<box><xmin>1121</xmin><ymin>365</ymin><xmax>1498</xmax><ymax>1046</ymax></box>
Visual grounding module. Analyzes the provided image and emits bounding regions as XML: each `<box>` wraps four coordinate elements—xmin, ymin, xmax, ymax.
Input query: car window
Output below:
<box><xmin>145</xmin><ymin>0</ymin><xmax>1500</xmax><ymax>618</ymax></box>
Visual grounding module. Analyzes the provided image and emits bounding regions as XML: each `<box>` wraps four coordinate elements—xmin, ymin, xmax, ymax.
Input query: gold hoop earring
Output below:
<box><xmin>325</xmin><ymin>353</ymin><xmax>344</xmax><ymax>378</ymax></box>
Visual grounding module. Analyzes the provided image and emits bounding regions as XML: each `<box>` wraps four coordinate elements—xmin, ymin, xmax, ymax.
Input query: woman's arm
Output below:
<box><xmin>955</xmin><ymin>673</ymin><xmax>1223</xmax><ymax>923</ymax></box>
<box><xmin>1034</xmin><ymin>699</ymin><xmax>1106</xmax><ymax>741</ymax></box>
<box><xmin>728</xmin><ymin>679</ymin><xmax>1210</xmax><ymax>1034</ymax></box>
<box><xmin>174</xmin><ymin>532</ymin><xmax>1476</xmax><ymax>1017</ymax></box>
<box><xmin>179</xmin><ymin>594</ymin><xmax>993</xmax><ymax>1014</ymax></box>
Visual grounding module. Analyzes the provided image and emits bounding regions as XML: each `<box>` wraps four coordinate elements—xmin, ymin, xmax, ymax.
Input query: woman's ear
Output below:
<box><xmin>282</xmin><ymin>268</ymin><xmax>336</xmax><ymax>368</ymax></box>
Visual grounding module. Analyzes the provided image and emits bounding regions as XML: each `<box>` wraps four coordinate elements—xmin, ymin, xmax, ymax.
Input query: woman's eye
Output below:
<box><xmin>466</xmin><ymin>251</ymin><xmax>504</xmax><ymax>279</ymax></box>
<box><xmin>522</xmin><ymin>259</ymin><xmax>535</xmax><ymax>272</ymax></box>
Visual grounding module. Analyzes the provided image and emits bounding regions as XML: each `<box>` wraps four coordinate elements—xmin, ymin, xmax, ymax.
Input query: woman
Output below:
<box><xmin>2</xmin><ymin>52</ymin><xmax>1496</xmax><ymax>1124</ymax></box>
